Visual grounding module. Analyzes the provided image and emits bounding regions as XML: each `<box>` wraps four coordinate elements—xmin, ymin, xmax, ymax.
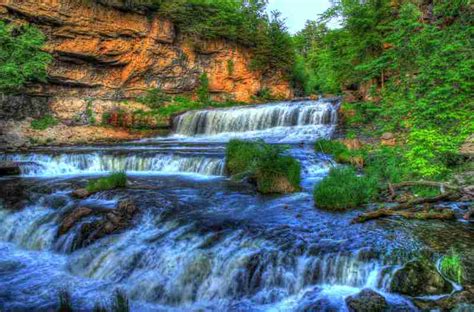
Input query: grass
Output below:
<box><xmin>226</xmin><ymin>139</ymin><xmax>301</xmax><ymax>193</ymax></box>
<box><xmin>315</xmin><ymin>139</ymin><xmax>365</xmax><ymax>166</ymax></box>
<box><xmin>440</xmin><ymin>251</ymin><xmax>464</xmax><ymax>284</ymax></box>
<box><xmin>31</xmin><ymin>115</ymin><xmax>58</xmax><ymax>130</ymax></box>
<box><xmin>313</xmin><ymin>167</ymin><xmax>376</xmax><ymax>210</ymax></box>
<box><xmin>86</xmin><ymin>172</ymin><xmax>127</xmax><ymax>193</ymax></box>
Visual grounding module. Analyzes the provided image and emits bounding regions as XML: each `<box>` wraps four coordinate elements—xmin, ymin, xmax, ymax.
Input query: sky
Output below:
<box><xmin>266</xmin><ymin>0</ymin><xmax>335</xmax><ymax>34</ymax></box>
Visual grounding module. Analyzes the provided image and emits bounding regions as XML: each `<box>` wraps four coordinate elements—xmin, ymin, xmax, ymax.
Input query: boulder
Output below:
<box><xmin>340</xmin><ymin>138</ymin><xmax>363</xmax><ymax>150</ymax></box>
<box><xmin>413</xmin><ymin>285</ymin><xmax>474</xmax><ymax>311</ymax></box>
<box><xmin>345</xmin><ymin>289</ymin><xmax>388</xmax><ymax>312</ymax></box>
<box><xmin>71</xmin><ymin>188</ymin><xmax>91</xmax><ymax>199</ymax></box>
<box><xmin>59</xmin><ymin>207</ymin><xmax>93</xmax><ymax>235</ymax></box>
<box><xmin>58</xmin><ymin>199</ymin><xmax>138</xmax><ymax>250</ymax></box>
<box><xmin>380</xmin><ymin>132</ymin><xmax>396</xmax><ymax>146</ymax></box>
<box><xmin>390</xmin><ymin>259</ymin><xmax>453</xmax><ymax>296</ymax></box>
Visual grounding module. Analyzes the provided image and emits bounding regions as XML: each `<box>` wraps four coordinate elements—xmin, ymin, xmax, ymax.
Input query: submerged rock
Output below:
<box><xmin>0</xmin><ymin>162</ymin><xmax>20</xmax><ymax>176</ymax></box>
<box><xmin>71</xmin><ymin>188</ymin><xmax>91</xmax><ymax>199</ymax></box>
<box><xmin>345</xmin><ymin>288</ymin><xmax>388</xmax><ymax>312</ymax></box>
<box><xmin>58</xmin><ymin>199</ymin><xmax>138</xmax><ymax>250</ymax></box>
<box><xmin>413</xmin><ymin>285</ymin><xmax>474</xmax><ymax>311</ymax></box>
<box><xmin>390</xmin><ymin>259</ymin><xmax>453</xmax><ymax>296</ymax></box>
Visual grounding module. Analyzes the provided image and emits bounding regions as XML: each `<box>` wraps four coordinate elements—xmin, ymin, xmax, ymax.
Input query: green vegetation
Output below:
<box><xmin>0</xmin><ymin>21</ymin><xmax>52</xmax><ymax>93</ymax></box>
<box><xmin>86</xmin><ymin>172</ymin><xmax>127</xmax><ymax>193</ymax></box>
<box><xmin>295</xmin><ymin>0</ymin><xmax>473</xmax><ymax>179</ymax></box>
<box><xmin>440</xmin><ymin>251</ymin><xmax>464</xmax><ymax>284</ymax></box>
<box><xmin>315</xmin><ymin>139</ymin><xmax>364</xmax><ymax>166</ymax></box>
<box><xmin>97</xmin><ymin>0</ymin><xmax>294</xmax><ymax>74</ymax></box>
<box><xmin>313</xmin><ymin>167</ymin><xmax>375</xmax><ymax>210</ymax></box>
<box><xmin>31</xmin><ymin>115</ymin><xmax>59</xmax><ymax>130</ymax></box>
<box><xmin>86</xmin><ymin>100</ymin><xmax>96</xmax><ymax>125</ymax></box>
<box><xmin>58</xmin><ymin>290</ymin><xmax>73</xmax><ymax>312</ymax></box>
<box><xmin>111</xmin><ymin>290</ymin><xmax>130</xmax><ymax>312</ymax></box>
<box><xmin>197</xmin><ymin>73</ymin><xmax>210</xmax><ymax>104</ymax></box>
<box><xmin>226</xmin><ymin>139</ymin><xmax>301</xmax><ymax>194</ymax></box>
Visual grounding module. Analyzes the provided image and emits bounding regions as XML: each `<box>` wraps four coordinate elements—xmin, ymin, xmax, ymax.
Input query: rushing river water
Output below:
<box><xmin>0</xmin><ymin>100</ymin><xmax>472</xmax><ymax>311</ymax></box>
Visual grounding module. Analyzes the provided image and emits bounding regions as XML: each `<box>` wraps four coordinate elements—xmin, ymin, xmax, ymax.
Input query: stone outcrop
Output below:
<box><xmin>390</xmin><ymin>259</ymin><xmax>453</xmax><ymax>296</ymax></box>
<box><xmin>345</xmin><ymin>289</ymin><xmax>388</xmax><ymax>312</ymax></box>
<box><xmin>0</xmin><ymin>0</ymin><xmax>292</xmax><ymax>123</ymax></box>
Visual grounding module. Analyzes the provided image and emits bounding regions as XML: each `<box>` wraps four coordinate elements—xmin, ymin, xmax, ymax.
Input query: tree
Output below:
<box><xmin>0</xmin><ymin>22</ymin><xmax>52</xmax><ymax>93</ymax></box>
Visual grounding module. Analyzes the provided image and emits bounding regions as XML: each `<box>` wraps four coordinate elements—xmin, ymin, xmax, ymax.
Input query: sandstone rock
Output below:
<box><xmin>71</xmin><ymin>188</ymin><xmax>90</xmax><ymax>199</ymax></box>
<box><xmin>59</xmin><ymin>207</ymin><xmax>93</xmax><ymax>235</ymax></box>
<box><xmin>380</xmin><ymin>132</ymin><xmax>396</xmax><ymax>146</ymax></box>
<box><xmin>345</xmin><ymin>289</ymin><xmax>388</xmax><ymax>312</ymax></box>
<box><xmin>390</xmin><ymin>259</ymin><xmax>453</xmax><ymax>296</ymax></box>
<box><xmin>459</xmin><ymin>135</ymin><xmax>474</xmax><ymax>156</ymax></box>
<box><xmin>0</xmin><ymin>0</ymin><xmax>291</xmax><ymax>107</ymax></box>
<box><xmin>340</xmin><ymin>138</ymin><xmax>363</xmax><ymax>150</ymax></box>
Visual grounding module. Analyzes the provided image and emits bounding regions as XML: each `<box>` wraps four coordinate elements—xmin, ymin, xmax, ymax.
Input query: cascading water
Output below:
<box><xmin>171</xmin><ymin>100</ymin><xmax>338</xmax><ymax>142</ymax></box>
<box><xmin>0</xmin><ymin>100</ymin><xmax>465</xmax><ymax>311</ymax></box>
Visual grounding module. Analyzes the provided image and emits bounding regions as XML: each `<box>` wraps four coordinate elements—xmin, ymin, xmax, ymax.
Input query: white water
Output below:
<box><xmin>171</xmin><ymin>100</ymin><xmax>338</xmax><ymax>143</ymax></box>
<box><xmin>0</xmin><ymin>153</ymin><xmax>225</xmax><ymax>177</ymax></box>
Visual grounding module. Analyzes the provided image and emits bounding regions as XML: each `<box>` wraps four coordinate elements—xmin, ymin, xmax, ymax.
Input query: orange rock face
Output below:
<box><xmin>0</xmin><ymin>0</ymin><xmax>292</xmax><ymax>106</ymax></box>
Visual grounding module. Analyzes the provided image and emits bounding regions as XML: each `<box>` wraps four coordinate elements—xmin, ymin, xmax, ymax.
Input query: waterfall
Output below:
<box><xmin>0</xmin><ymin>153</ymin><xmax>225</xmax><ymax>177</ymax></box>
<box><xmin>172</xmin><ymin>100</ymin><xmax>338</xmax><ymax>142</ymax></box>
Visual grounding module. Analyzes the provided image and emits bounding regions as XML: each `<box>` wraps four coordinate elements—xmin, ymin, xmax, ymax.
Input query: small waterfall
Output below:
<box><xmin>0</xmin><ymin>153</ymin><xmax>225</xmax><ymax>177</ymax></box>
<box><xmin>172</xmin><ymin>100</ymin><xmax>338</xmax><ymax>142</ymax></box>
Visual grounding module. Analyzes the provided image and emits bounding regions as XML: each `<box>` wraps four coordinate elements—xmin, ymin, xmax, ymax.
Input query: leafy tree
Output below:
<box><xmin>0</xmin><ymin>22</ymin><xmax>52</xmax><ymax>93</ymax></box>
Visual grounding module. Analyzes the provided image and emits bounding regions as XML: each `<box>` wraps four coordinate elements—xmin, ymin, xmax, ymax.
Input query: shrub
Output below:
<box><xmin>197</xmin><ymin>73</ymin><xmax>210</xmax><ymax>104</ymax></box>
<box><xmin>226</xmin><ymin>139</ymin><xmax>301</xmax><ymax>193</ymax></box>
<box><xmin>440</xmin><ymin>251</ymin><xmax>464</xmax><ymax>284</ymax></box>
<box><xmin>86</xmin><ymin>172</ymin><xmax>127</xmax><ymax>193</ymax></box>
<box><xmin>31</xmin><ymin>115</ymin><xmax>59</xmax><ymax>130</ymax></box>
<box><xmin>313</xmin><ymin>167</ymin><xmax>375</xmax><ymax>210</ymax></box>
<box><xmin>0</xmin><ymin>22</ymin><xmax>52</xmax><ymax>93</ymax></box>
<box><xmin>137</xmin><ymin>88</ymin><xmax>171</xmax><ymax>109</ymax></box>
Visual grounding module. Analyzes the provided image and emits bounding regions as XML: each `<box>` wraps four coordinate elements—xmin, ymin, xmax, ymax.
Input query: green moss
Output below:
<box><xmin>315</xmin><ymin>139</ymin><xmax>365</xmax><ymax>165</ymax></box>
<box><xmin>112</xmin><ymin>290</ymin><xmax>129</xmax><ymax>312</ymax></box>
<box><xmin>440</xmin><ymin>251</ymin><xmax>464</xmax><ymax>284</ymax></box>
<box><xmin>31</xmin><ymin>115</ymin><xmax>59</xmax><ymax>130</ymax></box>
<box><xmin>313</xmin><ymin>167</ymin><xmax>376</xmax><ymax>210</ymax></box>
<box><xmin>86</xmin><ymin>172</ymin><xmax>127</xmax><ymax>193</ymax></box>
<box><xmin>226</xmin><ymin>139</ymin><xmax>301</xmax><ymax>194</ymax></box>
<box><xmin>85</xmin><ymin>100</ymin><xmax>96</xmax><ymax>125</ymax></box>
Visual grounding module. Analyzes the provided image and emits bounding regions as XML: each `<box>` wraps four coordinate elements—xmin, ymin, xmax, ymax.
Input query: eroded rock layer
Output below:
<box><xmin>0</xmin><ymin>0</ymin><xmax>292</xmax><ymax>120</ymax></box>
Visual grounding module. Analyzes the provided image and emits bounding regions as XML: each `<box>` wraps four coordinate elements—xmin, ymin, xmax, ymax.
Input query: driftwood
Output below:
<box><xmin>352</xmin><ymin>208</ymin><xmax>455</xmax><ymax>224</ymax></box>
<box><xmin>352</xmin><ymin>179</ymin><xmax>472</xmax><ymax>224</ymax></box>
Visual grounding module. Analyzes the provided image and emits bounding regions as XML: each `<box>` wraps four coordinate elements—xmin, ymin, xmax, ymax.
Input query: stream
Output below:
<box><xmin>0</xmin><ymin>100</ymin><xmax>472</xmax><ymax>311</ymax></box>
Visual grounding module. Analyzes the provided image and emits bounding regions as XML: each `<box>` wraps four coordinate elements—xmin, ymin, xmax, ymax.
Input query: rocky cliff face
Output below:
<box><xmin>0</xmin><ymin>0</ymin><xmax>292</xmax><ymax>123</ymax></box>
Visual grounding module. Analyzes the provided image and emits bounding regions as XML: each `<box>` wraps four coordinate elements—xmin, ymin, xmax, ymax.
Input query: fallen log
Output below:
<box><xmin>352</xmin><ymin>208</ymin><xmax>455</xmax><ymax>223</ymax></box>
<box><xmin>352</xmin><ymin>192</ymin><xmax>460</xmax><ymax>223</ymax></box>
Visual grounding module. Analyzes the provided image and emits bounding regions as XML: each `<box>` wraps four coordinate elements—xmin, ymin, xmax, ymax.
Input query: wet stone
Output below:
<box><xmin>345</xmin><ymin>288</ymin><xmax>388</xmax><ymax>312</ymax></box>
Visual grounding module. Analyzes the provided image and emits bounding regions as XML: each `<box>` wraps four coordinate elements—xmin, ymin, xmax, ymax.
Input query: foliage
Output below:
<box><xmin>112</xmin><ymin>290</ymin><xmax>130</xmax><ymax>312</ymax></box>
<box><xmin>296</xmin><ymin>0</ymin><xmax>473</xmax><ymax>178</ymax></box>
<box><xmin>253</xmin><ymin>88</ymin><xmax>274</xmax><ymax>102</ymax></box>
<box><xmin>58</xmin><ymin>290</ymin><xmax>73</xmax><ymax>312</ymax></box>
<box><xmin>226</xmin><ymin>139</ymin><xmax>301</xmax><ymax>193</ymax></box>
<box><xmin>0</xmin><ymin>21</ymin><xmax>52</xmax><ymax>93</ymax></box>
<box><xmin>86</xmin><ymin>99</ymin><xmax>96</xmax><ymax>125</ymax></box>
<box><xmin>226</xmin><ymin>59</ymin><xmax>234</xmax><ymax>76</ymax></box>
<box><xmin>86</xmin><ymin>172</ymin><xmax>127</xmax><ymax>193</ymax></box>
<box><xmin>137</xmin><ymin>88</ymin><xmax>171</xmax><ymax>109</ymax></box>
<box><xmin>314</xmin><ymin>139</ymin><xmax>365</xmax><ymax>166</ymax></box>
<box><xmin>440</xmin><ymin>251</ymin><xmax>464</xmax><ymax>284</ymax></box>
<box><xmin>102</xmin><ymin>0</ymin><xmax>295</xmax><ymax>73</ymax></box>
<box><xmin>31</xmin><ymin>115</ymin><xmax>59</xmax><ymax>130</ymax></box>
<box><xmin>313</xmin><ymin>167</ymin><xmax>376</xmax><ymax>210</ymax></box>
<box><xmin>197</xmin><ymin>73</ymin><xmax>210</xmax><ymax>103</ymax></box>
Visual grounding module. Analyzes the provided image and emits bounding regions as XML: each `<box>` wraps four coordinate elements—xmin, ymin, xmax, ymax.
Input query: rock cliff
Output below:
<box><xmin>0</xmin><ymin>0</ymin><xmax>292</xmax><ymax>149</ymax></box>
<box><xmin>0</xmin><ymin>0</ymin><xmax>292</xmax><ymax>121</ymax></box>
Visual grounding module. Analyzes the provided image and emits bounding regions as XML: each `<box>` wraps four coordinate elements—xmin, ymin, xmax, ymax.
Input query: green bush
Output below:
<box><xmin>197</xmin><ymin>73</ymin><xmax>210</xmax><ymax>103</ymax></box>
<box><xmin>0</xmin><ymin>21</ymin><xmax>52</xmax><ymax>93</ymax></box>
<box><xmin>313</xmin><ymin>167</ymin><xmax>375</xmax><ymax>210</ymax></box>
<box><xmin>31</xmin><ymin>115</ymin><xmax>59</xmax><ymax>130</ymax></box>
<box><xmin>86</xmin><ymin>172</ymin><xmax>127</xmax><ymax>193</ymax></box>
<box><xmin>314</xmin><ymin>139</ymin><xmax>364</xmax><ymax>165</ymax></box>
<box><xmin>137</xmin><ymin>88</ymin><xmax>171</xmax><ymax>109</ymax></box>
<box><xmin>226</xmin><ymin>139</ymin><xmax>301</xmax><ymax>193</ymax></box>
